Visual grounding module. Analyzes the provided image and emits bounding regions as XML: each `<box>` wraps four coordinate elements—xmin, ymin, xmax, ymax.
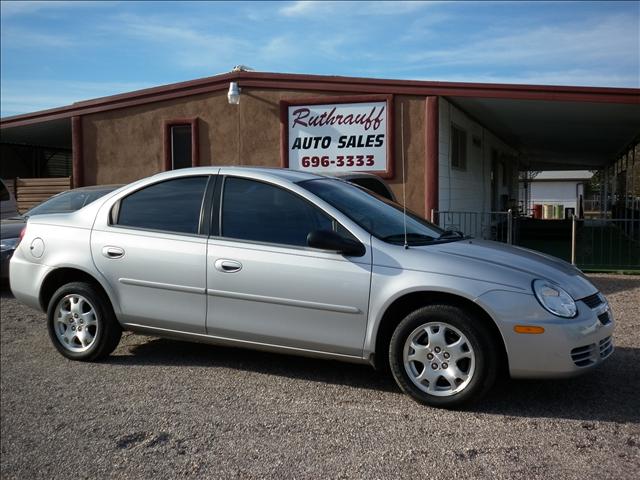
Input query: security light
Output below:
<box><xmin>227</xmin><ymin>82</ymin><xmax>241</xmax><ymax>105</ymax></box>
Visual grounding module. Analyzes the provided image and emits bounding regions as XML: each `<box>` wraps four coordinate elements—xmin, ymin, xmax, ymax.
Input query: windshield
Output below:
<box><xmin>299</xmin><ymin>178</ymin><xmax>451</xmax><ymax>246</ymax></box>
<box><xmin>25</xmin><ymin>188</ymin><xmax>116</xmax><ymax>217</ymax></box>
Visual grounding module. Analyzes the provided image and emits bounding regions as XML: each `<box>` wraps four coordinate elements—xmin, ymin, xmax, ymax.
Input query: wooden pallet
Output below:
<box><xmin>15</xmin><ymin>177</ymin><xmax>71</xmax><ymax>214</ymax></box>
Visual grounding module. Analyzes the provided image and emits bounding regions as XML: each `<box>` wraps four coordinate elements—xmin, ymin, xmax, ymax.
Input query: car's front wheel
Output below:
<box><xmin>389</xmin><ymin>304</ymin><xmax>497</xmax><ymax>408</ymax></box>
<box><xmin>47</xmin><ymin>282</ymin><xmax>122</xmax><ymax>361</ymax></box>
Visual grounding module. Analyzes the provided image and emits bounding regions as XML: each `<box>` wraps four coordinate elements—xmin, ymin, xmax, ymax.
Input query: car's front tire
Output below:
<box><xmin>389</xmin><ymin>304</ymin><xmax>497</xmax><ymax>408</ymax></box>
<box><xmin>47</xmin><ymin>282</ymin><xmax>122</xmax><ymax>361</ymax></box>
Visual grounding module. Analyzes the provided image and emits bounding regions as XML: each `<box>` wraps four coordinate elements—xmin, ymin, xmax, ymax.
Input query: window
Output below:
<box><xmin>301</xmin><ymin>178</ymin><xmax>445</xmax><ymax>246</ymax></box>
<box><xmin>116</xmin><ymin>176</ymin><xmax>208</xmax><ymax>234</ymax></box>
<box><xmin>451</xmin><ymin>125</ymin><xmax>467</xmax><ymax>171</ymax></box>
<box><xmin>221</xmin><ymin>177</ymin><xmax>334</xmax><ymax>247</ymax></box>
<box><xmin>26</xmin><ymin>187</ymin><xmax>117</xmax><ymax>216</ymax></box>
<box><xmin>164</xmin><ymin>119</ymin><xmax>199</xmax><ymax>170</ymax></box>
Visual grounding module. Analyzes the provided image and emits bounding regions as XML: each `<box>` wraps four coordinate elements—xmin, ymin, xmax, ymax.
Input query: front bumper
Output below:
<box><xmin>477</xmin><ymin>290</ymin><xmax>615</xmax><ymax>379</ymax></box>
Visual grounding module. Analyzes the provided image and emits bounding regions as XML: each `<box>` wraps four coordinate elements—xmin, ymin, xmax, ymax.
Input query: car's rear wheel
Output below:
<box><xmin>389</xmin><ymin>304</ymin><xmax>497</xmax><ymax>408</ymax></box>
<box><xmin>47</xmin><ymin>282</ymin><xmax>121</xmax><ymax>361</ymax></box>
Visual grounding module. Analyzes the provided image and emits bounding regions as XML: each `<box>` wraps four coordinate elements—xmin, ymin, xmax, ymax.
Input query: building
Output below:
<box><xmin>520</xmin><ymin>170</ymin><xmax>594</xmax><ymax>218</ymax></box>
<box><xmin>1</xmin><ymin>71</ymin><xmax>638</xmax><ymax>226</ymax></box>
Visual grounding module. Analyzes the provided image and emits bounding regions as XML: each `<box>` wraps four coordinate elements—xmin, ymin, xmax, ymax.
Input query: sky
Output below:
<box><xmin>1</xmin><ymin>0</ymin><xmax>638</xmax><ymax>117</ymax></box>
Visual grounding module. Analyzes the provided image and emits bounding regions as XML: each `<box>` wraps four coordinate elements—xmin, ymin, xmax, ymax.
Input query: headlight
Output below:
<box><xmin>532</xmin><ymin>279</ymin><xmax>577</xmax><ymax>318</ymax></box>
<box><xmin>0</xmin><ymin>238</ymin><xmax>19</xmax><ymax>253</ymax></box>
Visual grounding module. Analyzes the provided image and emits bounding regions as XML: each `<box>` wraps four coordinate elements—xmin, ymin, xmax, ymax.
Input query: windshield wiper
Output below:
<box><xmin>381</xmin><ymin>233</ymin><xmax>435</xmax><ymax>244</ymax></box>
<box><xmin>438</xmin><ymin>230</ymin><xmax>465</xmax><ymax>239</ymax></box>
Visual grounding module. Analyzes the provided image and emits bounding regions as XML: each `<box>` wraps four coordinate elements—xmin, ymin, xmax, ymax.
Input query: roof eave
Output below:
<box><xmin>2</xmin><ymin>71</ymin><xmax>639</xmax><ymax>128</ymax></box>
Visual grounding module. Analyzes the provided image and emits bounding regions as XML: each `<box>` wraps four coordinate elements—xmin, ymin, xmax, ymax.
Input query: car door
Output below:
<box><xmin>91</xmin><ymin>175</ymin><xmax>212</xmax><ymax>334</ymax></box>
<box><xmin>205</xmin><ymin>175</ymin><xmax>372</xmax><ymax>358</ymax></box>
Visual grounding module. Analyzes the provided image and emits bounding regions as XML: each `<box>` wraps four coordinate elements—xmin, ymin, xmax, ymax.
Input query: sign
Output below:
<box><xmin>281</xmin><ymin>96</ymin><xmax>393</xmax><ymax>177</ymax></box>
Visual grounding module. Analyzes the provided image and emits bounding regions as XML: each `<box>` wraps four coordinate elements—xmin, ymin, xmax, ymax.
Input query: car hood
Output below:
<box><xmin>0</xmin><ymin>218</ymin><xmax>26</xmax><ymax>240</ymax></box>
<box><xmin>431</xmin><ymin>239</ymin><xmax>597</xmax><ymax>299</ymax></box>
<box><xmin>375</xmin><ymin>238</ymin><xmax>598</xmax><ymax>300</ymax></box>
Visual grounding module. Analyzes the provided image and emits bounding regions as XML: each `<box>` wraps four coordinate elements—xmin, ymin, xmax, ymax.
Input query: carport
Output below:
<box><xmin>0</xmin><ymin>117</ymin><xmax>73</xmax><ymax>179</ymax></box>
<box><xmin>436</xmin><ymin>90</ymin><xmax>639</xmax><ymax>270</ymax></box>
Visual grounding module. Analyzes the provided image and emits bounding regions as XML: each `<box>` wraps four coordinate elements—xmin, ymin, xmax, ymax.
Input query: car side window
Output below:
<box><xmin>115</xmin><ymin>176</ymin><xmax>208</xmax><ymax>234</ymax></box>
<box><xmin>221</xmin><ymin>177</ymin><xmax>337</xmax><ymax>247</ymax></box>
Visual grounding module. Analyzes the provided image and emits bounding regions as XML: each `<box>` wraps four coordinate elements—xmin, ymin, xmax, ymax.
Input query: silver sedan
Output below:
<box><xmin>9</xmin><ymin>167</ymin><xmax>614</xmax><ymax>408</ymax></box>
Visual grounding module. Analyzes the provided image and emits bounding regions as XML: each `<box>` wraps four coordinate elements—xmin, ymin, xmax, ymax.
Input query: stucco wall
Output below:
<box><xmin>438</xmin><ymin>98</ymin><xmax>518</xmax><ymax>214</ymax></box>
<box><xmin>83</xmin><ymin>90</ymin><xmax>427</xmax><ymax>215</ymax></box>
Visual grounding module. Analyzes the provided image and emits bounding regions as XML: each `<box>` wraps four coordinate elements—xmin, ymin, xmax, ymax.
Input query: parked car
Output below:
<box><xmin>0</xmin><ymin>179</ymin><xmax>19</xmax><ymax>220</ymax></box>
<box><xmin>10</xmin><ymin>167</ymin><xmax>614</xmax><ymax>407</ymax></box>
<box><xmin>327</xmin><ymin>172</ymin><xmax>396</xmax><ymax>202</ymax></box>
<box><xmin>1</xmin><ymin>185</ymin><xmax>122</xmax><ymax>282</ymax></box>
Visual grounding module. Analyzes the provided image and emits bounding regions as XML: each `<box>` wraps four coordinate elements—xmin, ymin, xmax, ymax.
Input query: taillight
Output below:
<box><xmin>17</xmin><ymin>226</ymin><xmax>26</xmax><ymax>245</ymax></box>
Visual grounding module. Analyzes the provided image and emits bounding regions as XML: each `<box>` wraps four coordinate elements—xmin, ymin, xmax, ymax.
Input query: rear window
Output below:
<box><xmin>26</xmin><ymin>188</ymin><xmax>115</xmax><ymax>216</ymax></box>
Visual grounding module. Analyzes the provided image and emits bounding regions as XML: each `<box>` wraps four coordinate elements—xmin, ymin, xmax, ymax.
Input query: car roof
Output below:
<box><xmin>219</xmin><ymin>166</ymin><xmax>322</xmax><ymax>183</ymax></box>
<box><xmin>70</xmin><ymin>184</ymin><xmax>124</xmax><ymax>192</ymax></box>
<box><xmin>149</xmin><ymin>166</ymin><xmax>325</xmax><ymax>184</ymax></box>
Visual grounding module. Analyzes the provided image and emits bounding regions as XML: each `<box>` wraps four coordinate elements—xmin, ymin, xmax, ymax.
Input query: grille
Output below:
<box><xmin>571</xmin><ymin>337</ymin><xmax>614</xmax><ymax>367</ymax></box>
<box><xmin>598</xmin><ymin>311</ymin><xmax>612</xmax><ymax>325</ymax></box>
<box><xmin>581</xmin><ymin>293</ymin><xmax>604</xmax><ymax>309</ymax></box>
<box><xmin>599</xmin><ymin>336</ymin><xmax>614</xmax><ymax>358</ymax></box>
<box><xmin>571</xmin><ymin>344</ymin><xmax>595</xmax><ymax>367</ymax></box>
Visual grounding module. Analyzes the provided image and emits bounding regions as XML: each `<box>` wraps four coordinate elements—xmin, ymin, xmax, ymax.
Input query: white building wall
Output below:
<box><xmin>528</xmin><ymin>180</ymin><xmax>583</xmax><ymax>210</ymax></box>
<box><xmin>438</xmin><ymin>98</ymin><xmax>518</xmax><ymax>214</ymax></box>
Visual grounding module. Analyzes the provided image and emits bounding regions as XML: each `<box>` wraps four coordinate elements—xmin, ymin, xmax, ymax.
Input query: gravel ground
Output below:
<box><xmin>1</xmin><ymin>274</ymin><xmax>639</xmax><ymax>479</ymax></box>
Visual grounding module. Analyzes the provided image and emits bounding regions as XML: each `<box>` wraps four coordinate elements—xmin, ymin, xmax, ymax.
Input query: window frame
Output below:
<box><xmin>450</xmin><ymin>123</ymin><xmax>467</xmax><ymax>171</ymax></box>
<box><xmin>212</xmin><ymin>175</ymin><xmax>355</xmax><ymax>250</ymax></box>
<box><xmin>163</xmin><ymin>118</ymin><xmax>200</xmax><ymax>171</ymax></box>
<box><xmin>109</xmin><ymin>175</ymin><xmax>215</xmax><ymax>237</ymax></box>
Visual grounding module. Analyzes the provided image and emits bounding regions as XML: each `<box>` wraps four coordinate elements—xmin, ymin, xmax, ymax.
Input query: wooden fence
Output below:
<box><xmin>14</xmin><ymin>177</ymin><xmax>71</xmax><ymax>213</ymax></box>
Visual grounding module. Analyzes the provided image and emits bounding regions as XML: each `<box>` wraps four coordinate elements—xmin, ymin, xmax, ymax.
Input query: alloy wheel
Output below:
<box><xmin>402</xmin><ymin>322</ymin><xmax>475</xmax><ymax>396</ymax></box>
<box><xmin>53</xmin><ymin>294</ymin><xmax>99</xmax><ymax>353</ymax></box>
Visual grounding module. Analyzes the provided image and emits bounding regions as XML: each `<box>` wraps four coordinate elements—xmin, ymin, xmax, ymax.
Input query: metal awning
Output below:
<box><xmin>448</xmin><ymin>96</ymin><xmax>639</xmax><ymax>170</ymax></box>
<box><xmin>0</xmin><ymin>117</ymin><xmax>71</xmax><ymax>149</ymax></box>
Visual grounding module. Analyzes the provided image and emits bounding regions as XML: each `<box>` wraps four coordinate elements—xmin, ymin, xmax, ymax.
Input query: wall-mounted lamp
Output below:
<box><xmin>227</xmin><ymin>81</ymin><xmax>241</xmax><ymax>105</ymax></box>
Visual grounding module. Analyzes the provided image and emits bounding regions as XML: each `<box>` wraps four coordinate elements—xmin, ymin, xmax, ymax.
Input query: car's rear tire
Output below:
<box><xmin>389</xmin><ymin>304</ymin><xmax>497</xmax><ymax>408</ymax></box>
<box><xmin>47</xmin><ymin>282</ymin><xmax>122</xmax><ymax>361</ymax></box>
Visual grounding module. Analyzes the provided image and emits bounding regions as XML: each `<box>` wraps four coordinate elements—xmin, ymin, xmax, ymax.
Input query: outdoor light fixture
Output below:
<box><xmin>227</xmin><ymin>82</ymin><xmax>241</xmax><ymax>105</ymax></box>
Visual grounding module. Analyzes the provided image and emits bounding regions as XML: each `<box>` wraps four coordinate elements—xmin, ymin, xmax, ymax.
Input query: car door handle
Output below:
<box><xmin>214</xmin><ymin>259</ymin><xmax>242</xmax><ymax>273</ymax></box>
<box><xmin>102</xmin><ymin>246</ymin><xmax>125</xmax><ymax>259</ymax></box>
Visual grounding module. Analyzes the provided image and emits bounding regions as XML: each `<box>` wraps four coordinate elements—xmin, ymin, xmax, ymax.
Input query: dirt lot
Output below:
<box><xmin>1</xmin><ymin>274</ymin><xmax>639</xmax><ymax>479</ymax></box>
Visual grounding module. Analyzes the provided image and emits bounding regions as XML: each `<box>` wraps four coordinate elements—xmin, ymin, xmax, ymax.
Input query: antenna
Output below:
<box><xmin>401</xmin><ymin>102</ymin><xmax>408</xmax><ymax>249</ymax></box>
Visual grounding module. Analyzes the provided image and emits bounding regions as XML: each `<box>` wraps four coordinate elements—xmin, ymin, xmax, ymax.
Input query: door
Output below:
<box><xmin>206</xmin><ymin>176</ymin><xmax>372</xmax><ymax>357</ymax></box>
<box><xmin>92</xmin><ymin>175</ymin><xmax>211</xmax><ymax>333</ymax></box>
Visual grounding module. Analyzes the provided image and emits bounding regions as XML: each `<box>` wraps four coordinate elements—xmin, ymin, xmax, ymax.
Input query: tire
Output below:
<box><xmin>389</xmin><ymin>304</ymin><xmax>497</xmax><ymax>408</ymax></box>
<box><xmin>47</xmin><ymin>281</ymin><xmax>122</xmax><ymax>361</ymax></box>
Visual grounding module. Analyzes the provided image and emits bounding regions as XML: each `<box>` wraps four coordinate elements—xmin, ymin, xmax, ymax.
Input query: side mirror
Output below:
<box><xmin>307</xmin><ymin>230</ymin><xmax>366</xmax><ymax>257</ymax></box>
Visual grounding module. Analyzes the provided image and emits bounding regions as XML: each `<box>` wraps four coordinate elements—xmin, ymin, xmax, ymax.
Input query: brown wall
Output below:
<box><xmin>83</xmin><ymin>88</ymin><xmax>427</xmax><ymax>215</ymax></box>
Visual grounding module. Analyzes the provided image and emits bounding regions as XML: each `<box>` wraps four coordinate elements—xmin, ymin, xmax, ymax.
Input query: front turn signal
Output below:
<box><xmin>514</xmin><ymin>325</ymin><xmax>545</xmax><ymax>334</ymax></box>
